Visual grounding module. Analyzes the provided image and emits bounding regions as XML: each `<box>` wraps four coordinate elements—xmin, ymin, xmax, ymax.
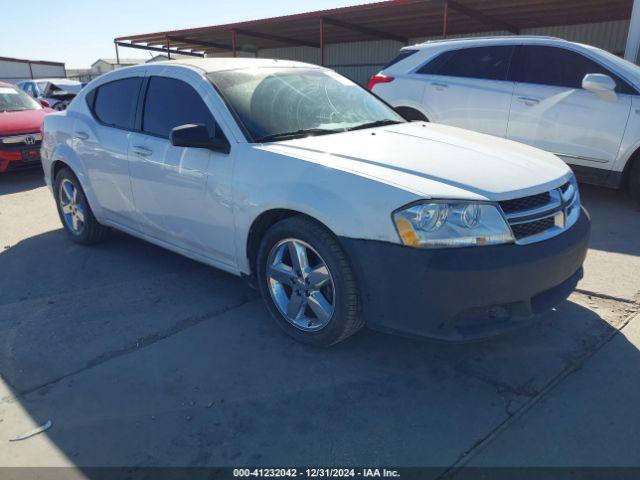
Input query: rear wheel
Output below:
<box><xmin>54</xmin><ymin>167</ymin><xmax>108</xmax><ymax>244</ymax></box>
<box><xmin>629</xmin><ymin>158</ymin><xmax>640</xmax><ymax>207</ymax></box>
<box><xmin>256</xmin><ymin>216</ymin><xmax>363</xmax><ymax>346</ymax></box>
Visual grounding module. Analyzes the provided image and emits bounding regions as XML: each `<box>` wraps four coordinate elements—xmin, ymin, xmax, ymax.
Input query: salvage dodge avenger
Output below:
<box><xmin>41</xmin><ymin>58</ymin><xmax>590</xmax><ymax>346</ymax></box>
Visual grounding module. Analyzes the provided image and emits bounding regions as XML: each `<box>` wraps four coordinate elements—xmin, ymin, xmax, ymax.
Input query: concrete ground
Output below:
<box><xmin>0</xmin><ymin>170</ymin><xmax>639</xmax><ymax>477</ymax></box>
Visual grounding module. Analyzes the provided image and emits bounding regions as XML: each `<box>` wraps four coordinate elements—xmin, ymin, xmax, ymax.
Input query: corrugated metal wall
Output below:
<box><xmin>0</xmin><ymin>59</ymin><xmax>66</xmax><ymax>83</ymax></box>
<box><xmin>254</xmin><ymin>20</ymin><xmax>630</xmax><ymax>85</ymax></box>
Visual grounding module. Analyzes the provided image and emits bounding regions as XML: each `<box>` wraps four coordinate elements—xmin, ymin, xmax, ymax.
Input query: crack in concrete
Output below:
<box><xmin>17</xmin><ymin>296</ymin><xmax>258</xmax><ymax>398</ymax></box>
<box><xmin>575</xmin><ymin>288</ymin><xmax>640</xmax><ymax>305</ymax></box>
<box><xmin>437</xmin><ymin>309</ymin><xmax>640</xmax><ymax>479</ymax></box>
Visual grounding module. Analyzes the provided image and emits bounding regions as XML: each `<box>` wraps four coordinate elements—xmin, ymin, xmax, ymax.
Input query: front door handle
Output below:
<box><xmin>517</xmin><ymin>96</ymin><xmax>540</xmax><ymax>106</ymax></box>
<box><xmin>132</xmin><ymin>146</ymin><xmax>153</xmax><ymax>157</ymax></box>
<box><xmin>73</xmin><ymin>131</ymin><xmax>89</xmax><ymax>141</ymax></box>
<box><xmin>431</xmin><ymin>82</ymin><xmax>449</xmax><ymax>89</ymax></box>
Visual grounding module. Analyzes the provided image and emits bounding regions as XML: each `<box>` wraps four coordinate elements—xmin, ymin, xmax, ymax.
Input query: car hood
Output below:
<box><xmin>0</xmin><ymin>108</ymin><xmax>51</xmax><ymax>136</ymax></box>
<box><xmin>259</xmin><ymin>122</ymin><xmax>572</xmax><ymax>201</ymax></box>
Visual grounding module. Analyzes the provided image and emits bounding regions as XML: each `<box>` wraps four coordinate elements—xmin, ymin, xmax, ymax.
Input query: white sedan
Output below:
<box><xmin>42</xmin><ymin>58</ymin><xmax>590</xmax><ymax>346</ymax></box>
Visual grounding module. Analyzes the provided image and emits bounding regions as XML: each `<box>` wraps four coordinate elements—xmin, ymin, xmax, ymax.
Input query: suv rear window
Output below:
<box><xmin>383</xmin><ymin>49</ymin><xmax>419</xmax><ymax>69</ymax></box>
<box><xmin>418</xmin><ymin>46</ymin><xmax>514</xmax><ymax>81</ymax></box>
<box><xmin>91</xmin><ymin>77</ymin><xmax>142</xmax><ymax>130</ymax></box>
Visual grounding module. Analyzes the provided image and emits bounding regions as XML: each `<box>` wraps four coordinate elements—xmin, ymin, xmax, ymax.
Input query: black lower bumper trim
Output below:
<box><xmin>339</xmin><ymin>207</ymin><xmax>591</xmax><ymax>341</ymax></box>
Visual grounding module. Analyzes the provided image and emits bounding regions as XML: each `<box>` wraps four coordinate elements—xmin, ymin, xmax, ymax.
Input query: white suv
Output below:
<box><xmin>370</xmin><ymin>36</ymin><xmax>640</xmax><ymax>203</ymax></box>
<box><xmin>42</xmin><ymin>58</ymin><xmax>589</xmax><ymax>346</ymax></box>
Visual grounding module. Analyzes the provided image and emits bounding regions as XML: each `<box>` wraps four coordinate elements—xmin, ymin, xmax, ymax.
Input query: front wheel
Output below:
<box><xmin>256</xmin><ymin>216</ymin><xmax>363</xmax><ymax>346</ymax></box>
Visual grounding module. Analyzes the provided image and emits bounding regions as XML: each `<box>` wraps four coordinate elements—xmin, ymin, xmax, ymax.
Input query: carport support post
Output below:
<box><xmin>319</xmin><ymin>17</ymin><xmax>325</xmax><ymax>66</ymax></box>
<box><xmin>165</xmin><ymin>36</ymin><xmax>171</xmax><ymax>60</ymax></box>
<box><xmin>232</xmin><ymin>29</ymin><xmax>237</xmax><ymax>57</ymax></box>
<box><xmin>442</xmin><ymin>0</ymin><xmax>449</xmax><ymax>38</ymax></box>
<box><xmin>114</xmin><ymin>42</ymin><xmax>120</xmax><ymax>66</ymax></box>
<box><xmin>625</xmin><ymin>0</ymin><xmax>640</xmax><ymax>64</ymax></box>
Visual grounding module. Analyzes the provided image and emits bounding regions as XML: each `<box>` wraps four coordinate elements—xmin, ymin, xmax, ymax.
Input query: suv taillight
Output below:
<box><xmin>367</xmin><ymin>75</ymin><xmax>394</xmax><ymax>91</ymax></box>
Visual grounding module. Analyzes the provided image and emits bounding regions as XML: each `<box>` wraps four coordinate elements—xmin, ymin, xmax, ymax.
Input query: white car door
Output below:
<box><xmin>76</xmin><ymin>74</ymin><xmax>144</xmax><ymax>227</ymax></box>
<box><xmin>507</xmin><ymin>45</ymin><xmax>633</xmax><ymax>177</ymax></box>
<box><xmin>417</xmin><ymin>45</ymin><xmax>515</xmax><ymax>137</ymax></box>
<box><xmin>128</xmin><ymin>70</ymin><xmax>236</xmax><ymax>267</ymax></box>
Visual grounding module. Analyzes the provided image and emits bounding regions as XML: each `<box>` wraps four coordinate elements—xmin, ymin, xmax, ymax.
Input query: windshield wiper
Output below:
<box><xmin>346</xmin><ymin>119</ymin><xmax>402</xmax><ymax>132</ymax></box>
<box><xmin>256</xmin><ymin>128</ymin><xmax>341</xmax><ymax>143</ymax></box>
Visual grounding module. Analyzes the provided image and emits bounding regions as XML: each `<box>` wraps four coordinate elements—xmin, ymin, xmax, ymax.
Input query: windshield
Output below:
<box><xmin>0</xmin><ymin>85</ymin><xmax>41</xmax><ymax>112</ymax></box>
<box><xmin>207</xmin><ymin>67</ymin><xmax>404</xmax><ymax>142</ymax></box>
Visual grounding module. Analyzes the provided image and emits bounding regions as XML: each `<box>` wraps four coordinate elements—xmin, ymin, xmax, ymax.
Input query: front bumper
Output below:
<box><xmin>0</xmin><ymin>146</ymin><xmax>42</xmax><ymax>173</ymax></box>
<box><xmin>340</xmin><ymin>206</ymin><xmax>591</xmax><ymax>341</ymax></box>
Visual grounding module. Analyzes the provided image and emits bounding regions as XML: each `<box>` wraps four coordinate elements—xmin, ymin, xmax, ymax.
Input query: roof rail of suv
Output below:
<box><xmin>409</xmin><ymin>35</ymin><xmax>565</xmax><ymax>48</ymax></box>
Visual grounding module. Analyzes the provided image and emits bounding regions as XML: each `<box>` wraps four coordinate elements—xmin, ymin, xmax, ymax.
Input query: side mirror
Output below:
<box><xmin>169</xmin><ymin>124</ymin><xmax>230</xmax><ymax>153</ymax></box>
<box><xmin>582</xmin><ymin>73</ymin><xmax>616</xmax><ymax>97</ymax></box>
<box><xmin>39</xmin><ymin>99</ymin><xmax>50</xmax><ymax>108</ymax></box>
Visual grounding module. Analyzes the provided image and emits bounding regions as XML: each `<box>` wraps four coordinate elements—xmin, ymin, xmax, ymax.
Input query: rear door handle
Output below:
<box><xmin>132</xmin><ymin>146</ymin><xmax>153</xmax><ymax>157</ymax></box>
<box><xmin>517</xmin><ymin>96</ymin><xmax>540</xmax><ymax>106</ymax></box>
<box><xmin>431</xmin><ymin>82</ymin><xmax>449</xmax><ymax>89</ymax></box>
<box><xmin>73</xmin><ymin>131</ymin><xmax>89</xmax><ymax>141</ymax></box>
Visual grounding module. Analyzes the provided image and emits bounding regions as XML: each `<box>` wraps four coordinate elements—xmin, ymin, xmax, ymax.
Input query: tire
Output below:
<box><xmin>256</xmin><ymin>216</ymin><xmax>363</xmax><ymax>347</ymax></box>
<box><xmin>54</xmin><ymin>167</ymin><xmax>108</xmax><ymax>244</ymax></box>
<box><xmin>629</xmin><ymin>158</ymin><xmax>640</xmax><ymax>207</ymax></box>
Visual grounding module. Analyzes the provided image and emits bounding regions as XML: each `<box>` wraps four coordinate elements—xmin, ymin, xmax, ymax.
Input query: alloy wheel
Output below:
<box><xmin>266</xmin><ymin>238</ymin><xmax>335</xmax><ymax>332</ymax></box>
<box><xmin>59</xmin><ymin>178</ymin><xmax>85</xmax><ymax>234</ymax></box>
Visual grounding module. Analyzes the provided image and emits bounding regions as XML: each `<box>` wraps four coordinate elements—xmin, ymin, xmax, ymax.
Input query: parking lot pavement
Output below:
<box><xmin>464</xmin><ymin>314</ymin><xmax>640</xmax><ymax>469</ymax></box>
<box><xmin>0</xmin><ymin>170</ymin><xmax>639</xmax><ymax>474</ymax></box>
<box><xmin>579</xmin><ymin>184</ymin><xmax>640</xmax><ymax>303</ymax></box>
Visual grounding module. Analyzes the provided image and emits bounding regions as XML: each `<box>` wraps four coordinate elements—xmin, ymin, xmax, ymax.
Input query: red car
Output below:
<box><xmin>0</xmin><ymin>82</ymin><xmax>53</xmax><ymax>173</ymax></box>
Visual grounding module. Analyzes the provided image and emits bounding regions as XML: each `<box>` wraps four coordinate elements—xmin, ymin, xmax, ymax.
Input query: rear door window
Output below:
<box><xmin>92</xmin><ymin>77</ymin><xmax>142</xmax><ymax>129</ymax></box>
<box><xmin>511</xmin><ymin>45</ymin><xmax>636</xmax><ymax>94</ymax></box>
<box><xmin>142</xmin><ymin>76</ymin><xmax>217</xmax><ymax>139</ymax></box>
<box><xmin>383</xmin><ymin>49</ymin><xmax>419</xmax><ymax>69</ymax></box>
<box><xmin>418</xmin><ymin>46</ymin><xmax>514</xmax><ymax>81</ymax></box>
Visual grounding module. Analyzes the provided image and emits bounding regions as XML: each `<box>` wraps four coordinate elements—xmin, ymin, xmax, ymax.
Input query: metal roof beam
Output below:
<box><xmin>167</xmin><ymin>36</ymin><xmax>234</xmax><ymax>51</ymax></box>
<box><xmin>446</xmin><ymin>0</ymin><xmax>520</xmax><ymax>34</ymax></box>
<box><xmin>114</xmin><ymin>41</ymin><xmax>205</xmax><ymax>58</ymax></box>
<box><xmin>234</xmin><ymin>28</ymin><xmax>319</xmax><ymax>48</ymax></box>
<box><xmin>322</xmin><ymin>16</ymin><xmax>408</xmax><ymax>43</ymax></box>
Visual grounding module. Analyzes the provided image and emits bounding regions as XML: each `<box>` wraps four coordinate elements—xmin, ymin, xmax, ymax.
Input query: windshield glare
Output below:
<box><xmin>207</xmin><ymin>67</ymin><xmax>404</xmax><ymax>141</ymax></box>
<box><xmin>0</xmin><ymin>86</ymin><xmax>41</xmax><ymax>112</ymax></box>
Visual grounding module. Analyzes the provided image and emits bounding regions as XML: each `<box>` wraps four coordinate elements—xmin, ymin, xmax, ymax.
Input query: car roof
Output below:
<box><xmin>406</xmin><ymin>35</ymin><xmax>570</xmax><ymax>50</ymax></box>
<box><xmin>151</xmin><ymin>57</ymin><xmax>322</xmax><ymax>73</ymax></box>
<box><xmin>0</xmin><ymin>82</ymin><xmax>15</xmax><ymax>87</ymax></box>
<box><xmin>33</xmin><ymin>78</ymin><xmax>82</xmax><ymax>85</ymax></box>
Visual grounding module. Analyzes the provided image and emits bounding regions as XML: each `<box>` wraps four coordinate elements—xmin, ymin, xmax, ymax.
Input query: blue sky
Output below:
<box><xmin>1</xmin><ymin>0</ymin><xmax>375</xmax><ymax>68</ymax></box>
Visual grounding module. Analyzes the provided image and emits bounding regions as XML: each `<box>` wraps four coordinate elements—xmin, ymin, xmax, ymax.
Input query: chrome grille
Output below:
<box><xmin>0</xmin><ymin>133</ymin><xmax>42</xmax><ymax>146</ymax></box>
<box><xmin>499</xmin><ymin>180</ymin><xmax>580</xmax><ymax>245</ymax></box>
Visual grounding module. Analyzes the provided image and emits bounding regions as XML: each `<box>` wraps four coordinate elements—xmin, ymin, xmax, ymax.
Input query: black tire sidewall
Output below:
<box><xmin>630</xmin><ymin>160</ymin><xmax>640</xmax><ymax>206</ymax></box>
<box><xmin>256</xmin><ymin>218</ymin><xmax>357</xmax><ymax>347</ymax></box>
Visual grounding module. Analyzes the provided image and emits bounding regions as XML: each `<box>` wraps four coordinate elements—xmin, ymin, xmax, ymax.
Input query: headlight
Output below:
<box><xmin>393</xmin><ymin>201</ymin><xmax>514</xmax><ymax>248</ymax></box>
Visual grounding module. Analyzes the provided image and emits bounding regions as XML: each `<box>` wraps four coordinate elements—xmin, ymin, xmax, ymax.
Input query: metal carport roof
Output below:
<box><xmin>114</xmin><ymin>0</ymin><xmax>633</xmax><ymax>63</ymax></box>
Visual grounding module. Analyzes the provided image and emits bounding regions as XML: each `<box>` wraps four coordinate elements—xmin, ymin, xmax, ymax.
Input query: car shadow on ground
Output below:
<box><xmin>0</xmin><ymin>226</ymin><xmax>637</xmax><ymax>472</ymax></box>
<box><xmin>580</xmin><ymin>184</ymin><xmax>640</xmax><ymax>257</ymax></box>
<box><xmin>0</xmin><ymin>169</ymin><xmax>44</xmax><ymax>196</ymax></box>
